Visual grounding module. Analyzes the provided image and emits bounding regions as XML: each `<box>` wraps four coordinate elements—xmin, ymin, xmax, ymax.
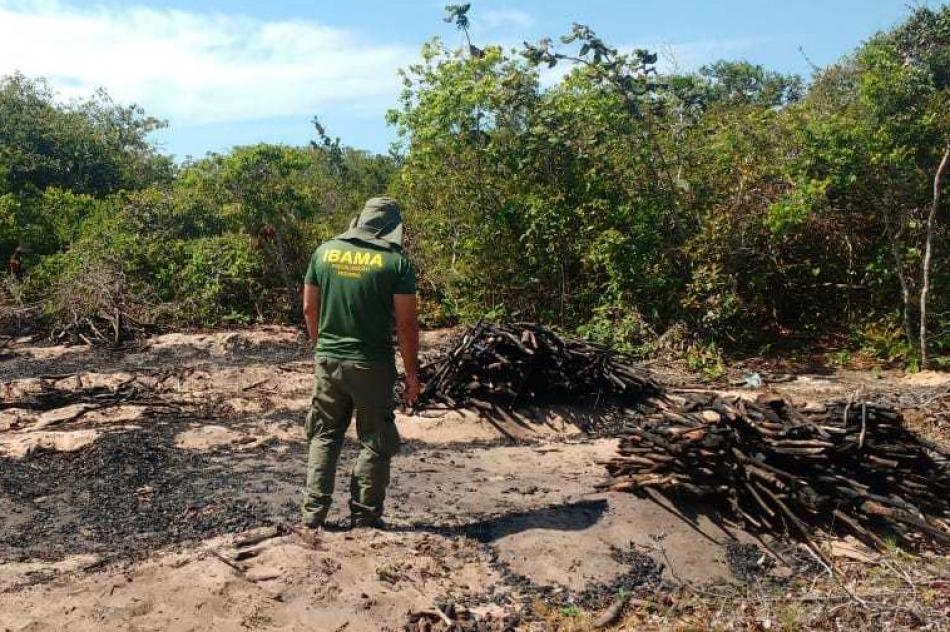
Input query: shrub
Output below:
<box><xmin>172</xmin><ymin>234</ymin><xmax>267</xmax><ymax>326</ymax></box>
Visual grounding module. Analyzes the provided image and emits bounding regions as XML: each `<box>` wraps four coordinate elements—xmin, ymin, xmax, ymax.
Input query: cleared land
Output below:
<box><xmin>1</xmin><ymin>328</ymin><xmax>948</xmax><ymax>631</ymax></box>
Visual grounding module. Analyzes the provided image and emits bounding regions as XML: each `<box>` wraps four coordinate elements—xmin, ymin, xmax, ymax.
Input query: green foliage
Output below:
<box><xmin>0</xmin><ymin>73</ymin><xmax>171</xmax><ymax>199</ymax></box>
<box><xmin>0</xmin><ymin>72</ymin><xmax>171</xmax><ymax>263</ymax></box>
<box><xmin>388</xmin><ymin>4</ymin><xmax>950</xmax><ymax>360</ymax></box>
<box><xmin>766</xmin><ymin>179</ymin><xmax>828</xmax><ymax>234</ymax></box>
<box><xmin>857</xmin><ymin>319</ymin><xmax>915</xmax><ymax>365</ymax></box>
<box><xmin>1</xmin><ymin>75</ymin><xmax>396</xmax><ymax>329</ymax></box>
<box><xmin>577</xmin><ymin>303</ymin><xmax>654</xmax><ymax>355</ymax></box>
<box><xmin>4</xmin><ymin>3</ymin><xmax>950</xmax><ymax>367</ymax></box>
<box><xmin>826</xmin><ymin>349</ymin><xmax>853</xmax><ymax>368</ymax></box>
<box><xmin>0</xmin><ymin>194</ymin><xmax>16</xmax><ymax>249</ymax></box>
<box><xmin>699</xmin><ymin>60</ymin><xmax>804</xmax><ymax>107</ymax></box>
<box><xmin>681</xmin><ymin>262</ymin><xmax>743</xmax><ymax>333</ymax></box>
<box><xmin>174</xmin><ymin>235</ymin><xmax>265</xmax><ymax>326</ymax></box>
<box><xmin>443</xmin><ymin>4</ymin><xmax>471</xmax><ymax>31</ymax></box>
<box><xmin>684</xmin><ymin>340</ymin><xmax>726</xmax><ymax>381</ymax></box>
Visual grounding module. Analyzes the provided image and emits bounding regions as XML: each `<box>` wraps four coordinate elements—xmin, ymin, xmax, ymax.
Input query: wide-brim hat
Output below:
<box><xmin>337</xmin><ymin>197</ymin><xmax>404</xmax><ymax>249</ymax></box>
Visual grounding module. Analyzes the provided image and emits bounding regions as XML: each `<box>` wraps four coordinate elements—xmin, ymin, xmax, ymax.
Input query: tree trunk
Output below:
<box><xmin>889</xmin><ymin>226</ymin><xmax>915</xmax><ymax>349</ymax></box>
<box><xmin>919</xmin><ymin>142</ymin><xmax>950</xmax><ymax>369</ymax></box>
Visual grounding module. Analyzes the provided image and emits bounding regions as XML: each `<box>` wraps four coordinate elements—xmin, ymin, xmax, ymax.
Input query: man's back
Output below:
<box><xmin>300</xmin><ymin>196</ymin><xmax>419</xmax><ymax>530</ymax></box>
<box><xmin>305</xmin><ymin>237</ymin><xmax>415</xmax><ymax>362</ymax></box>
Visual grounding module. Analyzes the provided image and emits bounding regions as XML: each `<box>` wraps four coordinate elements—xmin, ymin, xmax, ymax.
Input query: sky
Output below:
<box><xmin>0</xmin><ymin>0</ymin><xmax>938</xmax><ymax>159</ymax></box>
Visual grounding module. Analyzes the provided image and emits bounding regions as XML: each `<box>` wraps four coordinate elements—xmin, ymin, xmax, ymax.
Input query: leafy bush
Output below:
<box><xmin>30</xmin><ymin>251</ymin><xmax>155</xmax><ymax>333</ymax></box>
<box><xmin>388</xmin><ymin>4</ymin><xmax>950</xmax><ymax>366</ymax></box>
<box><xmin>684</xmin><ymin>341</ymin><xmax>726</xmax><ymax>381</ymax></box>
<box><xmin>577</xmin><ymin>304</ymin><xmax>655</xmax><ymax>356</ymax></box>
<box><xmin>173</xmin><ymin>235</ymin><xmax>266</xmax><ymax>326</ymax></box>
<box><xmin>857</xmin><ymin>319</ymin><xmax>915</xmax><ymax>366</ymax></box>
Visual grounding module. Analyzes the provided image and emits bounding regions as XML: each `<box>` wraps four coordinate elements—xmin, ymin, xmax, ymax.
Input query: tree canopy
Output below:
<box><xmin>2</xmin><ymin>5</ymin><xmax>949</xmax><ymax>369</ymax></box>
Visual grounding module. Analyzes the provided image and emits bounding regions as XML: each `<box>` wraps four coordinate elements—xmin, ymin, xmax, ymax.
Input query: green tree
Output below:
<box><xmin>0</xmin><ymin>73</ymin><xmax>170</xmax><ymax>198</ymax></box>
<box><xmin>0</xmin><ymin>73</ymin><xmax>172</xmax><ymax>260</ymax></box>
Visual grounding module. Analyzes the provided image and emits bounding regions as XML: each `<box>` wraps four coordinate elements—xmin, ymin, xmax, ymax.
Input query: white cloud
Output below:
<box><xmin>481</xmin><ymin>9</ymin><xmax>534</xmax><ymax>30</ymax></box>
<box><xmin>0</xmin><ymin>0</ymin><xmax>416</xmax><ymax>126</ymax></box>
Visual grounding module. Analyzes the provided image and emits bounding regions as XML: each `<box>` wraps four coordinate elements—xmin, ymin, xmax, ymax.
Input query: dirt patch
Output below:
<box><xmin>0</xmin><ymin>531</ymin><xmax>501</xmax><ymax>632</ymax></box>
<box><xmin>138</xmin><ymin>327</ymin><xmax>305</xmax><ymax>366</ymax></box>
<box><xmin>0</xmin><ymin>426</ymin><xmax>756</xmax><ymax>628</ymax></box>
<box><xmin>0</xmin><ymin>326</ymin><xmax>310</xmax><ymax>382</ymax></box>
<box><xmin>900</xmin><ymin>370</ymin><xmax>950</xmax><ymax>387</ymax></box>
<box><xmin>185</xmin><ymin>419</ymin><xmax>302</xmax><ymax>450</ymax></box>
<box><xmin>2</xmin><ymin>326</ymin><xmax>945</xmax><ymax>630</ymax></box>
<box><xmin>0</xmin><ymin>428</ymin><xmax>100</xmax><ymax>458</ymax></box>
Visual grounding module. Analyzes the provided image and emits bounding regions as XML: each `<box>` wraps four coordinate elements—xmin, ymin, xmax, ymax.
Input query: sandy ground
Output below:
<box><xmin>1</xmin><ymin>327</ymin><xmax>947</xmax><ymax>631</ymax></box>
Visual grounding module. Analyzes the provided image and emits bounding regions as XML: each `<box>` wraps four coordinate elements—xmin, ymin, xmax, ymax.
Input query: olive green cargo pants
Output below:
<box><xmin>301</xmin><ymin>357</ymin><xmax>401</xmax><ymax>527</ymax></box>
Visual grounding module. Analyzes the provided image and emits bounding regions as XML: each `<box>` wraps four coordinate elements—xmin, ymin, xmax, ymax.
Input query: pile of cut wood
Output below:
<box><xmin>418</xmin><ymin>323</ymin><xmax>950</xmax><ymax>549</ymax></box>
<box><xmin>49</xmin><ymin>311</ymin><xmax>155</xmax><ymax>346</ymax></box>
<box><xmin>603</xmin><ymin>392</ymin><xmax>950</xmax><ymax>550</ymax></box>
<box><xmin>417</xmin><ymin>322</ymin><xmax>660</xmax><ymax>409</ymax></box>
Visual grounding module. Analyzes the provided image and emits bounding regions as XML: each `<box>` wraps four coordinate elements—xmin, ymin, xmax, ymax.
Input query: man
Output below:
<box><xmin>301</xmin><ymin>196</ymin><xmax>419</xmax><ymax>530</ymax></box>
<box><xmin>8</xmin><ymin>247</ymin><xmax>23</xmax><ymax>281</ymax></box>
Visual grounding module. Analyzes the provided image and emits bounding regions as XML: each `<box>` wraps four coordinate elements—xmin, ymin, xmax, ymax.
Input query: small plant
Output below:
<box><xmin>685</xmin><ymin>340</ymin><xmax>726</xmax><ymax>380</ymax></box>
<box><xmin>777</xmin><ymin>604</ymin><xmax>803</xmax><ymax>631</ymax></box>
<box><xmin>932</xmin><ymin>355</ymin><xmax>950</xmax><ymax>369</ymax></box>
<box><xmin>857</xmin><ymin>319</ymin><xmax>913</xmax><ymax>367</ymax></box>
<box><xmin>826</xmin><ymin>349</ymin><xmax>853</xmax><ymax>367</ymax></box>
<box><xmin>882</xmin><ymin>533</ymin><xmax>900</xmax><ymax>553</ymax></box>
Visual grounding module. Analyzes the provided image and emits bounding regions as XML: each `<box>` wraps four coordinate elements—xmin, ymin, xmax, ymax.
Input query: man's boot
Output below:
<box><xmin>349</xmin><ymin>499</ymin><xmax>386</xmax><ymax>529</ymax></box>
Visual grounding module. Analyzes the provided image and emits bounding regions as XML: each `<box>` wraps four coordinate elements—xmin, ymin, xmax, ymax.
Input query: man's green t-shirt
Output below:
<box><xmin>304</xmin><ymin>238</ymin><xmax>416</xmax><ymax>362</ymax></box>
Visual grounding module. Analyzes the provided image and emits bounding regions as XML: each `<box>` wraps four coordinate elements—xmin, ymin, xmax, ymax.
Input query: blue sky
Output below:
<box><xmin>0</xmin><ymin>0</ymin><xmax>937</xmax><ymax>159</ymax></box>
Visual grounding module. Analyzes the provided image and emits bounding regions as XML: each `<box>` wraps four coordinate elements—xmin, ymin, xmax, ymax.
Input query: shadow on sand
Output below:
<box><xmin>390</xmin><ymin>498</ymin><xmax>609</xmax><ymax>542</ymax></box>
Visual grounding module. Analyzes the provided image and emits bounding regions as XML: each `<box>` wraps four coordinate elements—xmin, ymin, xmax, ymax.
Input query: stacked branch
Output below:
<box><xmin>417</xmin><ymin>322</ymin><xmax>661</xmax><ymax>409</ymax></box>
<box><xmin>48</xmin><ymin>312</ymin><xmax>155</xmax><ymax>346</ymax></box>
<box><xmin>44</xmin><ymin>258</ymin><xmax>157</xmax><ymax>346</ymax></box>
<box><xmin>604</xmin><ymin>393</ymin><xmax>950</xmax><ymax>550</ymax></box>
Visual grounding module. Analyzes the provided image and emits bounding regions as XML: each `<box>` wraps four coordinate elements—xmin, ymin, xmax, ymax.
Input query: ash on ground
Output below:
<box><xmin>0</xmin><ymin>417</ymin><xmax>303</xmax><ymax>564</ymax></box>
<box><xmin>725</xmin><ymin>541</ymin><xmax>776</xmax><ymax>582</ymax></box>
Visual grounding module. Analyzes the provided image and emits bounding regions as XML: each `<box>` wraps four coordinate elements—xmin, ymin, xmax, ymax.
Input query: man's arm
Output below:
<box><xmin>393</xmin><ymin>294</ymin><xmax>420</xmax><ymax>405</ymax></box>
<box><xmin>303</xmin><ymin>283</ymin><xmax>321</xmax><ymax>347</ymax></box>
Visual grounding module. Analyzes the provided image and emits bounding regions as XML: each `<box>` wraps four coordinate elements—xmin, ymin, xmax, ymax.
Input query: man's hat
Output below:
<box><xmin>337</xmin><ymin>197</ymin><xmax>404</xmax><ymax>249</ymax></box>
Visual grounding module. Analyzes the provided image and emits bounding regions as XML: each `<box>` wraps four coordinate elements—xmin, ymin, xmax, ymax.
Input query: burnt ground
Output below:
<box><xmin>1</xmin><ymin>421</ymin><xmax>282</xmax><ymax>562</ymax></box>
<box><xmin>1</xmin><ymin>327</ymin><xmax>948</xmax><ymax>631</ymax></box>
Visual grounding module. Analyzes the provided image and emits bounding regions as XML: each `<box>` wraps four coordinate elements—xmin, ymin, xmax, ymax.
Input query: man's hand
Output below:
<box><xmin>403</xmin><ymin>373</ymin><xmax>420</xmax><ymax>406</ymax></box>
<box><xmin>302</xmin><ymin>283</ymin><xmax>320</xmax><ymax>349</ymax></box>
<box><xmin>394</xmin><ymin>293</ymin><xmax>420</xmax><ymax>407</ymax></box>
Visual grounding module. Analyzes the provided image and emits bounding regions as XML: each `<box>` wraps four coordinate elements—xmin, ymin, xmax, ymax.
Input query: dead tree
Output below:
<box><xmin>919</xmin><ymin>141</ymin><xmax>950</xmax><ymax>368</ymax></box>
